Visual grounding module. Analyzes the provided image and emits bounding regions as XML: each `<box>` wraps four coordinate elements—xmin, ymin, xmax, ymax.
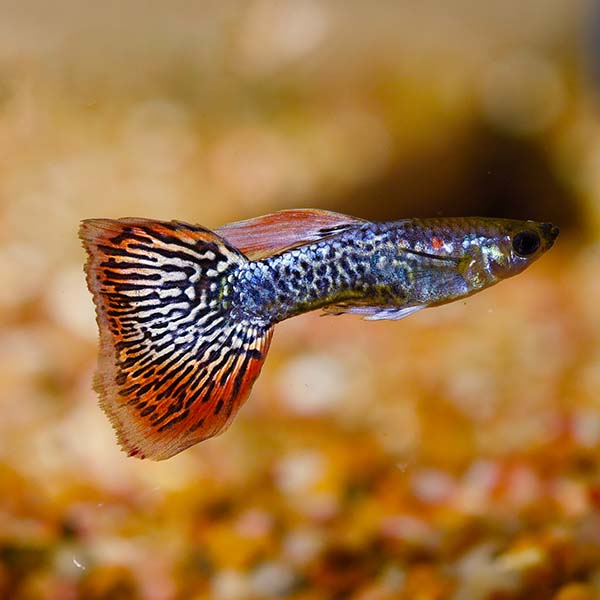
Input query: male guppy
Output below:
<box><xmin>80</xmin><ymin>209</ymin><xmax>559</xmax><ymax>460</ymax></box>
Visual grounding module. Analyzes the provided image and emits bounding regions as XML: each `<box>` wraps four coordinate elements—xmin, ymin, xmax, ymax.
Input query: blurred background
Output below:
<box><xmin>1</xmin><ymin>1</ymin><xmax>600</xmax><ymax>598</ymax></box>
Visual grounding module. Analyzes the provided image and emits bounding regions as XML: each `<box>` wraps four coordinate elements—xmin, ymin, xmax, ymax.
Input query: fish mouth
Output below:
<box><xmin>540</xmin><ymin>223</ymin><xmax>560</xmax><ymax>247</ymax></box>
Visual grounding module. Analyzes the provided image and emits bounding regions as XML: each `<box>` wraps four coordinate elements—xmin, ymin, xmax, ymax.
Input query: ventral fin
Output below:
<box><xmin>322</xmin><ymin>304</ymin><xmax>425</xmax><ymax>321</ymax></box>
<box><xmin>216</xmin><ymin>209</ymin><xmax>366</xmax><ymax>260</ymax></box>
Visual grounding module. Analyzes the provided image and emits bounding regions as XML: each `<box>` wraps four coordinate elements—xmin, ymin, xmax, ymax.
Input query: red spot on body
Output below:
<box><xmin>431</xmin><ymin>237</ymin><xmax>444</xmax><ymax>250</ymax></box>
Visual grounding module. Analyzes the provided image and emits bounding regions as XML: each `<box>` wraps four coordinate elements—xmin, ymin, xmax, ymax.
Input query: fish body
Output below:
<box><xmin>228</xmin><ymin>218</ymin><xmax>558</xmax><ymax>324</ymax></box>
<box><xmin>80</xmin><ymin>210</ymin><xmax>558</xmax><ymax>460</ymax></box>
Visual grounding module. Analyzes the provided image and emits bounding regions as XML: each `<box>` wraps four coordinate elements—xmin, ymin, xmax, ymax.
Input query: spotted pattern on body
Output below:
<box><xmin>232</xmin><ymin>224</ymin><xmax>404</xmax><ymax>322</ymax></box>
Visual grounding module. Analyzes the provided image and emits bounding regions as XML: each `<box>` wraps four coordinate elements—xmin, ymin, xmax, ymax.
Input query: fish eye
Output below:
<box><xmin>512</xmin><ymin>230</ymin><xmax>541</xmax><ymax>256</ymax></box>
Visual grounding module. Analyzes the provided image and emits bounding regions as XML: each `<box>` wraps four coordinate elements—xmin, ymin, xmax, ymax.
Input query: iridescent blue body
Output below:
<box><xmin>229</xmin><ymin>217</ymin><xmax>559</xmax><ymax>325</ymax></box>
<box><xmin>80</xmin><ymin>210</ymin><xmax>558</xmax><ymax>460</ymax></box>
<box><xmin>231</xmin><ymin>223</ymin><xmax>408</xmax><ymax>323</ymax></box>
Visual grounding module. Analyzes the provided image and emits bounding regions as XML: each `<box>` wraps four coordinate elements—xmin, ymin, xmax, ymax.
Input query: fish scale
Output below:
<box><xmin>230</xmin><ymin>225</ymin><xmax>396</xmax><ymax>323</ymax></box>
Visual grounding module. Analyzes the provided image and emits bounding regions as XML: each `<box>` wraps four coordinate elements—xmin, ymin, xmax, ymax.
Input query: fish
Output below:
<box><xmin>79</xmin><ymin>209</ymin><xmax>559</xmax><ymax>460</ymax></box>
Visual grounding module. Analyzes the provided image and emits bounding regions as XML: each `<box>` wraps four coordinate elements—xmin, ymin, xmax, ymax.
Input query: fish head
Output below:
<box><xmin>394</xmin><ymin>217</ymin><xmax>558</xmax><ymax>306</ymax></box>
<box><xmin>459</xmin><ymin>219</ymin><xmax>559</xmax><ymax>290</ymax></box>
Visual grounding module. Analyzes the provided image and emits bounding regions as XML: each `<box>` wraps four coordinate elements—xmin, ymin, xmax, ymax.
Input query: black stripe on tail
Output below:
<box><xmin>80</xmin><ymin>218</ymin><xmax>273</xmax><ymax>460</ymax></box>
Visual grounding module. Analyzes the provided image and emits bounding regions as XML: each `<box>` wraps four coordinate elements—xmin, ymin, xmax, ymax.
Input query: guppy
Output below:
<box><xmin>80</xmin><ymin>209</ymin><xmax>559</xmax><ymax>460</ymax></box>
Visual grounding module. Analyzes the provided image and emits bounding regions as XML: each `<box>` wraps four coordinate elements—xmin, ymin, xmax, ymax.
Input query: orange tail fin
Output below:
<box><xmin>80</xmin><ymin>218</ymin><xmax>273</xmax><ymax>460</ymax></box>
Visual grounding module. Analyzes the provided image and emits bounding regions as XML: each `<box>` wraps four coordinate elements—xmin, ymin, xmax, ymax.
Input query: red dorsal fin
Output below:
<box><xmin>216</xmin><ymin>209</ymin><xmax>366</xmax><ymax>260</ymax></box>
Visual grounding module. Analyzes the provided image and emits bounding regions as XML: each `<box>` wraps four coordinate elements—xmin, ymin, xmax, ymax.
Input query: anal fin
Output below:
<box><xmin>323</xmin><ymin>304</ymin><xmax>425</xmax><ymax>321</ymax></box>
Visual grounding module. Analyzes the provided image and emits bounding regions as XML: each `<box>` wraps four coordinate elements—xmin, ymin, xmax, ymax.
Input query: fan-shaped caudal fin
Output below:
<box><xmin>216</xmin><ymin>208</ymin><xmax>365</xmax><ymax>260</ymax></box>
<box><xmin>80</xmin><ymin>218</ymin><xmax>273</xmax><ymax>460</ymax></box>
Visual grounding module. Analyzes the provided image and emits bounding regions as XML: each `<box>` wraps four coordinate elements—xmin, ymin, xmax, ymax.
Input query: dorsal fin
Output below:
<box><xmin>216</xmin><ymin>209</ymin><xmax>366</xmax><ymax>260</ymax></box>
